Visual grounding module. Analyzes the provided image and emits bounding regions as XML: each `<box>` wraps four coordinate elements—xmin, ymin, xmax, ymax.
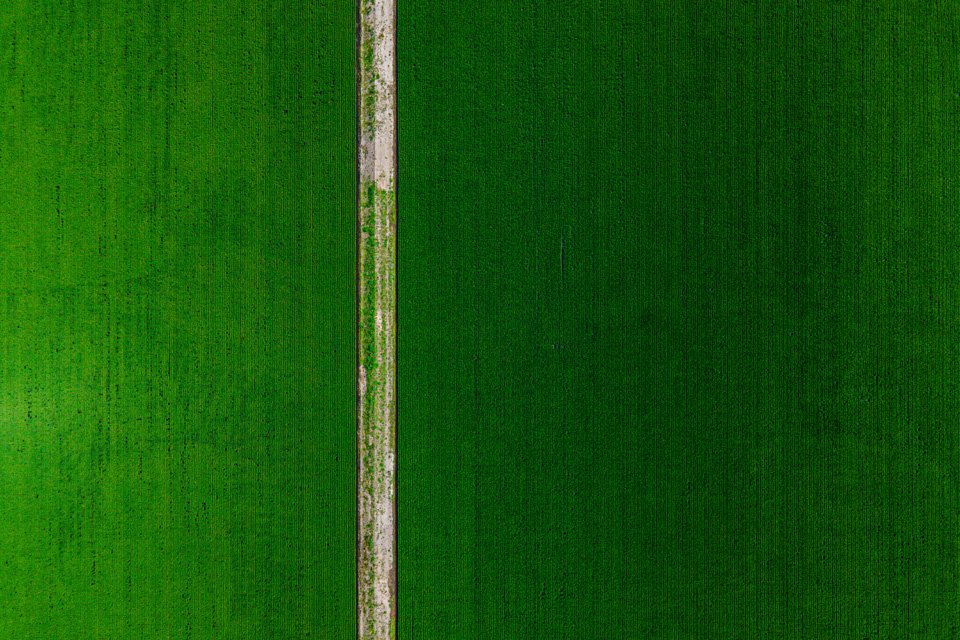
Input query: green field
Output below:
<box><xmin>398</xmin><ymin>1</ymin><xmax>960</xmax><ymax>638</ymax></box>
<box><xmin>0</xmin><ymin>1</ymin><xmax>356</xmax><ymax>637</ymax></box>
<box><xmin>5</xmin><ymin>1</ymin><xmax>960</xmax><ymax>638</ymax></box>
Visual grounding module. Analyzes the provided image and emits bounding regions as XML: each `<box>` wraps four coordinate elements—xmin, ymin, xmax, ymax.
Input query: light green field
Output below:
<box><xmin>0</xmin><ymin>1</ymin><xmax>356</xmax><ymax>637</ymax></box>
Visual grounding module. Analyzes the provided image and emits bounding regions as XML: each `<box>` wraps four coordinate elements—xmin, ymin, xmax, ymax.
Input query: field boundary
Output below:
<box><xmin>356</xmin><ymin>0</ymin><xmax>397</xmax><ymax>634</ymax></box>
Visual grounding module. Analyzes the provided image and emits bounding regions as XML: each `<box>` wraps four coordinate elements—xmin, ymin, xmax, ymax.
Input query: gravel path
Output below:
<box><xmin>357</xmin><ymin>0</ymin><xmax>396</xmax><ymax>635</ymax></box>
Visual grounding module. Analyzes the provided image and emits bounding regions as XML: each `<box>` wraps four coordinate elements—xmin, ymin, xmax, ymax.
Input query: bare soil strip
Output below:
<box><xmin>357</xmin><ymin>0</ymin><xmax>396</xmax><ymax>635</ymax></box>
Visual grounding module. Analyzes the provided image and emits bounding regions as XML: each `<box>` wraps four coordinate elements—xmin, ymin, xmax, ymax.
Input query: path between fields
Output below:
<box><xmin>357</xmin><ymin>0</ymin><xmax>396</xmax><ymax>635</ymax></box>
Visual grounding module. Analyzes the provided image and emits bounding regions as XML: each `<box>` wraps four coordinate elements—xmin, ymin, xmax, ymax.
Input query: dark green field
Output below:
<box><xmin>398</xmin><ymin>1</ymin><xmax>960</xmax><ymax>638</ymax></box>
<box><xmin>0</xmin><ymin>1</ymin><xmax>355</xmax><ymax>637</ymax></box>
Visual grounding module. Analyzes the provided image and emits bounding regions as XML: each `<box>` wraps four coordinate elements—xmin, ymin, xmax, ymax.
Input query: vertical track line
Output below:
<box><xmin>357</xmin><ymin>0</ymin><xmax>396</xmax><ymax>634</ymax></box>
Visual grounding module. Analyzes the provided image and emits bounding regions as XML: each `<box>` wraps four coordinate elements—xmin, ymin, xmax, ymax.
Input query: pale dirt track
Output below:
<box><xmin>357</xmin><ymin>0</ymin><xmax>396</xmax><ymax>635</ymax></box>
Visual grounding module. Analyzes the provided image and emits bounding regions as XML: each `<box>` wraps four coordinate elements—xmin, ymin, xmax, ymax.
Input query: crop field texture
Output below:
<box><xmin>398</xmin><ymin>1</ymin><xmax>960</xmax><ymax>638</ymax></box>
<box><xmin>0</xmin><ymin>0</ymin><xmax>356</xmax><ymax>637</ymax></box>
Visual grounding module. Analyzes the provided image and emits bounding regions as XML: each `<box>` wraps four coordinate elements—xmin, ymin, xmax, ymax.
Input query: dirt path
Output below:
<box><xmin>357</xmin><ymin>0</ymin><xmax>396</xmax><ymax>635</ymax></box>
